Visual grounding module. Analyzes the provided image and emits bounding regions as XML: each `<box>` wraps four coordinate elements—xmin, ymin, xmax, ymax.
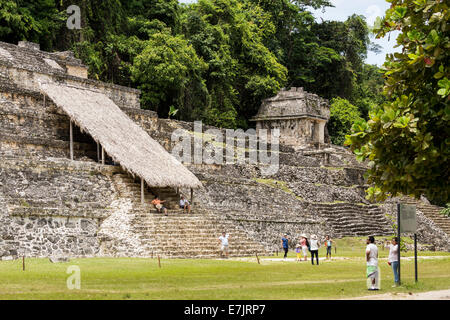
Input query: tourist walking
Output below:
<box><xmin>325</xmin><ymin>235</ymin><xmax>333</xmax><ymax>260</ymax></box>
<box><xmin>300</xmin><ymin>234</ymin><xmax>308</xmax><ymax>261</ymax></box>
<box><xmin>366</xmin><ymin>236</ymin><xmax>379</xmax><ymax>290</ymax></box>
<box><xmin>387</xmin><ymin>237</ymin><xmax>400</xmax><ymax>287</ymax></box>
<box><xmin>310</xmin><ymin>234</ymin><xmax>320</xmax><ymax>265</ymax></box>
<box><xmin>219</xmin><ymin>232</ymin><xmax>230</xmax><ymax>258</ymax></box>
<box><xmin>281</xmin><ymin>234</ymin><xmax>290</xmax><ymax>259</ymax></box>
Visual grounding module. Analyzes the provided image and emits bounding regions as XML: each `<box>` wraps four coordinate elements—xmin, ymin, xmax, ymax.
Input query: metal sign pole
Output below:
<box><xmin>397</xmin><ymin>203</ymin><xmax>401</xmax><ymax>285</ymax></box>
<box><xmin>414</xmin><ymin>233</ymin><xmax>418</xmax><ymax>282</ymax></box>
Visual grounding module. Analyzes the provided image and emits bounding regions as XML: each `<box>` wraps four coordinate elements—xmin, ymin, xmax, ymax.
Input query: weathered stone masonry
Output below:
<box><xmin>1</xmin><ymin>41</ymin><xmax>449</xmax><ymax>259</ymax></box>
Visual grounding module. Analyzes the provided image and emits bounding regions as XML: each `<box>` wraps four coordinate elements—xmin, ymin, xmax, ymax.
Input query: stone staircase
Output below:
<box><xmin>314</xmin><ymin>202</ymin><xmax>393</xmax><ymax>237</ymax></box>
<box><xmin>130</xmin><ymin>210</ymin><xmax>269</xmax><ymax>258</ymax></box>
<box><xmin>111</xmin><ymin>172</ymin><xmax>270</xmax><ymax>258</ymax></box>
<box><xmin>112</xmin><ymin>173</ymin><xmax>180</xmax><ymax>211</ymax></box>
<box><xmin>400</xmin><ymin>197</ymin><xmax>450</xmax><ymax>236</ymax></box>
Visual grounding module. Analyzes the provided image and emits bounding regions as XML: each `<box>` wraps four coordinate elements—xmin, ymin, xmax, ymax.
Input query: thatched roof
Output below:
<box><xmin>41</xmin><ymin>83</ymin><xmax>202</xmax><ymax>189</ymax></box>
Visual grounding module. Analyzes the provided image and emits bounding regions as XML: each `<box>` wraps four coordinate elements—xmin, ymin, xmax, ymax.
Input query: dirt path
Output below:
<box><xmin>350</xmin><ymin>289</ymin><xmax>450</xmax><ymax>300</ymax></box>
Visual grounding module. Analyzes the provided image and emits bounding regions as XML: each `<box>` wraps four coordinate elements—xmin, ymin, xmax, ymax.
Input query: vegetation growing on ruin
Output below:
<box><xmin>253</xmin><ymin>178</ymin><xmax>299</xmax><ymax>198</ymax></box>
<box><xmin>0</xmin><ymin>0</ymin><xmax>383</xmax><ymax>136</ymax></box>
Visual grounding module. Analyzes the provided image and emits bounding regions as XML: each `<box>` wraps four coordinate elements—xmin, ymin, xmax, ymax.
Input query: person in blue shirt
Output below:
<box><xmin>281</xmin><ymin>234</ymin><xmax>290</xmax><ymax>259</ymax></box>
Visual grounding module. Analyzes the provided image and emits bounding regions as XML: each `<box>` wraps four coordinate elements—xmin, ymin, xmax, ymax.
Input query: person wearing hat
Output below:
<box><xmin>281</xmin><ymin>234</ymin><xmax>290</xmax><ymax>259</ymax></box>
<box><xmin>299</xmin><ymin>234</ymin><xmax>309</xmax><ymax>261</ymax></box>
<box><xmin>366</xmin><ymin>236</ymin><xmax>379</xmax><ymax>290</ymax></box>
<box><xmin>295</xmin><ymin>244</ymin><xmax>302</xmax><ymax>262</ymax></box>
<box><xmin>310</xmin><ymin>234</ymin><xmax>321</xmax><ymax>265</ymax></box>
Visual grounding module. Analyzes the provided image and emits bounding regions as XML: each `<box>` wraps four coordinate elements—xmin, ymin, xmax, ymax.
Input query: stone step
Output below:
<box><xmin>134</xmin><ymin>228</ymin><xmax>245</xmax><ymax>234</ymax></box>
<box><xmin>137</xmin><ymin>234</ymin><xmax>252</xmax><ymax>240</ymax></box>
<box><xmin>324</xmin><ymin>217</ymin><xmax>390</xmax><ymax>225</ymax></box>
<box><xmin>141</xmin><ymin>251</ymin><xmax>269</xmax><ymax>258</ymax></box>
<box><xmin>138</xmin><ymin>243</ymin><xmax>264</xmax><ymax>250</ymax></box>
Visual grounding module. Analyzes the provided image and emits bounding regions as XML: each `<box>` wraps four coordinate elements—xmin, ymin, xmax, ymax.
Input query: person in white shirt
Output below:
<box><xmin>218</xmin><ymin>232</ymin><xmax>230</xmax><ymax>258</ymax></box>
<box><xmin>179</xmin><ymin>195</ymin><xmax>191</xmax><ymax>214</ymax></box>
<box><xmin>366</xmin><ymin>236</ymin><xmax>379</xmax><ymax>290</ymax></box>
<box><xmin>386</xmin><ymin>237</ymin><xmax>400</xmax><ymax>286</ymax></box>
<box><xmin>309</xmin><ymin>234</ymin><xmax>321</xmax><ymax>265</ymax></box>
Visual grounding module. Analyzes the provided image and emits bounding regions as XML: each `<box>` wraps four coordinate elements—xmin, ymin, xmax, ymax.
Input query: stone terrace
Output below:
<box><xmin>1</xmin><ymin>41</ymin><xmax>448</xmax><ymax>259</ymax></box>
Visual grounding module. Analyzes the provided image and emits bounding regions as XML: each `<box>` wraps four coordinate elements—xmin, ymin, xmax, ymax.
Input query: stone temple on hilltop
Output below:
<box><xmin>251</xmin><ymin>87</ymin><xmax>330</xmax><ymax>148</ymax></box>
<box><xmin>0</xmin><ymin>41</ymin><xmax>448</xmax><ymax>260</ymax></box>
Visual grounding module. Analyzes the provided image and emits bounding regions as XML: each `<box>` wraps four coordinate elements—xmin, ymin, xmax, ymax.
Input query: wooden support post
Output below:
<box><xmin>256</xmin><ymin>252</ymin><xmax>260</xmax><ymax>264</ymax></box>
<box><xmin>69</xmin><ymin>121</ymin><xmax>74</xmax><ymax>160</ymax></box>
<box><xmin>141</xmin><ymin>178</ymin><xmax>145</xmax><ymax>205</ymax></box>
<box><xmin>22</xmin><ymin>256</ymin><xmax>25</xmax><ymax>271</ymax></box>
<box><xmin>190</xmin><ymin>188</ymin><xmax>194</xmax><ymax>204</ymax></box>
<box><xmin>101</xmin><ymin>146</ymin><xmax>105</xmax><ymax>165</ymax></box>
<box><xmin>158</xmin><ymin>255</ymin><xmax>161</xmax><ymax>268</ymax></box>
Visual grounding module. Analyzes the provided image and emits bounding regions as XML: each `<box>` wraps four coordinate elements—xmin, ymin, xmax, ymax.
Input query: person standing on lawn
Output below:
<box><xmin>366</xmin><ymin>236</ymin><xmax>379</xmax><ymax>290</ymax></box>
<box><xmin>281</xmin><ymin>234</ymin><xmax>289</xmax><ymax>259</ymax></box>
<box><xmin>325</xmin><ymin>235</ymin><xmax>333</xmax><ymax>260</ymax></box>
<box><xmin>295</xmin><ymin>244</ymin><xmax>302</xmax><ymax>262</ymax></box>
<box><xmin>387</xmin><ymin>237</ymin><xmax>400</xmax><ymax>287</ymax></box>
<box><xmin>300</xmin><ymin>234</ymin><xmax>308</xmax><ymax>261</ymax></box>
<box><xmin>309</xmin><ymin>234</ymin><xmax>320</xmax><ymax>265</ymax></box>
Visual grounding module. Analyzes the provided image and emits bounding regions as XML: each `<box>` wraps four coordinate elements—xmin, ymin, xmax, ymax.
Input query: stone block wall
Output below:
<box><xmin>1</xmin><ymin>40</ymin><xmax>447</xmax><ymax>259</ymax></box>
<box><xmin>0</xmin><ymin>158</ymin><xmax>124</xmax><ymax>258</ymax></box>
<box><xmin>0</xmin><ymin>40</ymin><xmax>141</xmax><ymax>110</ymax></box>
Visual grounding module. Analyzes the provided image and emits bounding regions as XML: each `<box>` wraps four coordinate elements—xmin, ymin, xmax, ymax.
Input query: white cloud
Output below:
<box><xmin>366</xmin><ymin>5</ymin><xmax>383</xmax><ymax>26</ymax></box>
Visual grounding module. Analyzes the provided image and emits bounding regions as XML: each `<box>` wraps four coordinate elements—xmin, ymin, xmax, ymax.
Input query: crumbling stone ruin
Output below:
<box><xmin>251</xmin><ymin>87</ymin><xmax>330</xmax><ymax>147</ymax></box>
<box><xmin>1</xmin><ymin>41</ymin><xmax>448</xmax><ymax>260</ymax></box>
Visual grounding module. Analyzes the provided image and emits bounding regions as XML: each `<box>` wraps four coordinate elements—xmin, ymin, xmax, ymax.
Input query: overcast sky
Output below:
<box><xmin>179</xmin><ymin>0</ymin><xmax>400</xmax><ymax>66</ymax></box>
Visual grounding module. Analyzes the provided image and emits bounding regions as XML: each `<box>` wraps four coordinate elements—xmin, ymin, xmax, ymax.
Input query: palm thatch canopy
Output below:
<box><xmin>41</xmin><ymin>83</ymin><xmax>201</xmax><ymax>189</ymax></box>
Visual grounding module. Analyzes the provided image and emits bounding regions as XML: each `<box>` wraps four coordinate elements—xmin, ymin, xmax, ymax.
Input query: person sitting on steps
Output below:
<box><xmin>179</xmin><ymin>195</ymin><xmax>191</xmax><ymax>214</ymax></box>
<box><xmin>151</xmin><ymin>196</ymin><xmax>168</xmax><ymax>216</ymax></box>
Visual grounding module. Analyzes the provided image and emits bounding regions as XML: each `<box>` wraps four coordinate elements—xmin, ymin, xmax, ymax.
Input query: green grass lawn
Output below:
<box><xmin>1</xmin><ymin>237</ymin><xmax>449</xmax><ymax>300</ymax></box>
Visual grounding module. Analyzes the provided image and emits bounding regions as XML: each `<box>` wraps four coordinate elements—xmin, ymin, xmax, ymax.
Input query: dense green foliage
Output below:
<box><xmin>0</xmin><ymin>0</ymin><xmax>383</xmax><ymax>134</ymax></box>
<box><xmin>328</xmin><ymin>98</ymin><xmax>362</xmax><ymax>145</ymax></box>
<box><xmin>346</xmin><ymin>0</ymin><xmax>449</xmax><ymax>205</ymax></box>
<box><xmin>441</xmin><ymin>204</ymin><xmax>450</xmax><ymax>218</ymax></box>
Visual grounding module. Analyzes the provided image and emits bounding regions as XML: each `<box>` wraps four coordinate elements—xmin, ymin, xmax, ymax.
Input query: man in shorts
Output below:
<box><xmin>218</xmin><ymin>232</ymin><xmax>230</xmax><ymax>258</ymax></box>
<box><xmin>151</xmin><ymin>196</ymin><xmax>168</xmax><ymax>216</ymax></box>
<box><xmin>179</xmin><ymin>195</ymin><xmax>191</xmax><ymax>214</ymax></box>
<box><xmin>366</xmin><ymin>236</ymin><xmax>379</xmax><ymax>290</ymax></box>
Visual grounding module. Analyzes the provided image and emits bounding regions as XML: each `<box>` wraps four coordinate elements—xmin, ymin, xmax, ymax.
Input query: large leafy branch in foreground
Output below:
<box><xmin>345</xmin><ymin>0</ymin><xmax>449</xmax><ymax>205</ymax></box>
